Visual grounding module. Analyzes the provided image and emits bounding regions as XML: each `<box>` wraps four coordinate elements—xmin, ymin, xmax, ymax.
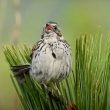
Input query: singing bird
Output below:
<box><xmin>11</xmin><ymin>21</ymin><xmax>72</xmax><ymax>84</ymax></box>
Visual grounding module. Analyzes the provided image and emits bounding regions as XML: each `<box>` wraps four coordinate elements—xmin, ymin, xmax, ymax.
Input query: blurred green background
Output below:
<box><xmin>0</xmin><ymin>0</ymin><xmax>110</xmax><ymax>110</ymax></box>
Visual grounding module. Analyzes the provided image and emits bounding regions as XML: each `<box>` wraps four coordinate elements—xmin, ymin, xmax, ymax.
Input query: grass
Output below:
<box><xmin>3</xmin><ymin>34</ymin><xmax>110</xmax><ymax>110</ymax></box>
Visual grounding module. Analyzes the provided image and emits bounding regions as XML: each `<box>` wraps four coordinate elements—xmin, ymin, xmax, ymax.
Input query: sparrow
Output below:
<box><xmin>11</xmin><ymin>21</ymin><xmax>72</xmax><ymax>84</ymax></box>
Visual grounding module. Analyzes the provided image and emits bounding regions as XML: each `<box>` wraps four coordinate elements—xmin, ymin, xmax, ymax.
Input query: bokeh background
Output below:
<box><xmin>0</xmin><ymin>0</ymin><xmax>110</xmax><ymax>109</ymax></box>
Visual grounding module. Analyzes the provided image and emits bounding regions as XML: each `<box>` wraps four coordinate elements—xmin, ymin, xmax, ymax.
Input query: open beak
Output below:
<box><xmin>45</xmin><ymin>23</ymin><xmax>53</xmax><ymax>33</ymax></box>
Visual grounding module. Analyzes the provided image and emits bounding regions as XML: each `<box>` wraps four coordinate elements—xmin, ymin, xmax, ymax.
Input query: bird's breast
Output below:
<box><xmin>30</xmin><ymin>38</ymin><xmax>72</xmax><ymax>83</ymax></box>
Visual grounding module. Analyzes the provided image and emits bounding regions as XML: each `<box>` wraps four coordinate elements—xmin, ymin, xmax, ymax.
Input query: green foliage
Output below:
<box><xmin>4</xmin><ymin>35</ymin><xmax>110</xmax><ymax>110</ymax></box>
<box><xmin>75</xmin><ymin>35</ymin><xmax>110</xmax><ymax>110</ymax></box>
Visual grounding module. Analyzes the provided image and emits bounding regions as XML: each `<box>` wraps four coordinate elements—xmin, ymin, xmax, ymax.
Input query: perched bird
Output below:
<box><xmin>11</xmin><ymin>21</ymin><xmax>72</xmax><ymax>84</ymax></box>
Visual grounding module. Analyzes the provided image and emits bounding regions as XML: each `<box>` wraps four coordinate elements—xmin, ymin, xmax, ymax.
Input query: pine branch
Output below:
<box><xmin>4</xmin><ymin>34</ymin><xmax>110</xmax><ymax>110</ymax></box>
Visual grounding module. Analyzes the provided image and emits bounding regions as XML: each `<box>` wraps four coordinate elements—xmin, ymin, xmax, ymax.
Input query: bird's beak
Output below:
<box><xmin>45</xmin><ymin>23</ymin><xmax>53</xmax><ymax>33</ymax></box>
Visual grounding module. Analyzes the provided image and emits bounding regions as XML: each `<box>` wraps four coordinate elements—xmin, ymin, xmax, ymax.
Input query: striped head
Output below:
<box><xmin>42</xmin><ymin>21</ymin><xmax>63</xmax><ymax>40</ymax></box>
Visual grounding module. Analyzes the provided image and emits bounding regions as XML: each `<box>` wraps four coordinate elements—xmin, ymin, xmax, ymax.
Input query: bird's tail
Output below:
<box><xmin>11</xmin><ymin>65</ymin><xmax>30</xmax><ymax>83</ymax></box>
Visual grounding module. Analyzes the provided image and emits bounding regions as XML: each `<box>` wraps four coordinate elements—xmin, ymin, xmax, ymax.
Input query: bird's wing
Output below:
<box><xmin>30</xmin><ymin>39</ymin><xmax>43</xmax><ymax>58</ymax></box>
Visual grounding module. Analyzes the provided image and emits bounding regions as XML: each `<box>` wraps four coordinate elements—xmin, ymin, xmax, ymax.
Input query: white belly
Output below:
<box><xmin>30</xmin><ymin>39</ymin><xmax>72</xmax><ymax>83</ymax></box>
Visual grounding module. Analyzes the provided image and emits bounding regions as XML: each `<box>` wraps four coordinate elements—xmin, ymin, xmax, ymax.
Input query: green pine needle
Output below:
<box><xmin>4</xmin><ymin>35</ymin><xmax>110</xmax><ymax>110</ymax></box>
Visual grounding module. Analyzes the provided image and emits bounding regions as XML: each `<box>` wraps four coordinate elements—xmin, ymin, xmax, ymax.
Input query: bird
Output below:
<box><xmin>11</xmin><ymin>21</ymin><xmax>72</xmax><ymax>84</ymax></box>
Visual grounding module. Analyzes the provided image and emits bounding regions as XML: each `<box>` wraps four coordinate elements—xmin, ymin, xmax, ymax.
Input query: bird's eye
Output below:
<box><xmin>46</xmin><ymin>23</ymin><xmax>49</xmax><ymax>27</ymax></box>
<box><xmin>54</xmin><ymin>26</ymin><xmax>57</xmax><ymax>30</ymax></box>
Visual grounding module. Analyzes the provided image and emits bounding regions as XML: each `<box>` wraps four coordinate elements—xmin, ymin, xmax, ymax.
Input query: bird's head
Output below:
<box><xmin>42</xmin><ymin>21</ymin><xmax>63</xmax><ymax>39</ymax></box>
